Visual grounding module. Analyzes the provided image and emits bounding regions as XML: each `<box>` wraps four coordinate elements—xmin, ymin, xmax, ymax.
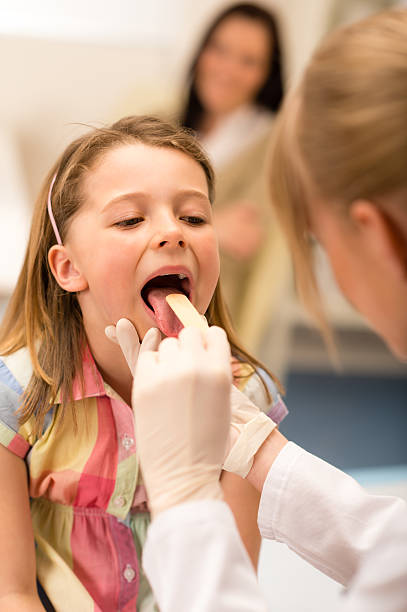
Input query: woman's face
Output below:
<box><xmin>195</xmin><ymin>15</ymin><xmax>271</xmax><ymax>116</ymax></box>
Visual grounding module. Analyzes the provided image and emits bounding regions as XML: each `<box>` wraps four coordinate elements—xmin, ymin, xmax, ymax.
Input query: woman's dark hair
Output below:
<box><xmin>180</xmin><ymin>2</ymin><xmax>284</xmax><ymax>131</ymax></box>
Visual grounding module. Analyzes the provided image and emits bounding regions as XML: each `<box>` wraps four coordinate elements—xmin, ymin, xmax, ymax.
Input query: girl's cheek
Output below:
<box><xmin>204</xmin><ymin>230</ymin><xmax>221</xmax><ymax>253</ymax></box>
<box><xmin>204</xmin><ymin>242</ymin><xmax>220</xmax><ymax>272</ymax></box>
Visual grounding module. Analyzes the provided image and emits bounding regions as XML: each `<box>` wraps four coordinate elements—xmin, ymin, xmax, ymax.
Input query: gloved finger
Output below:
<box><xmin>105</xmin><ymin>325</ymin><xmax>118</xmax><ymax>344</ymax></box>
<box><xmin>178</xmin><ymin>326</ymin><xmax>207</xmax><ymax>355</ymax></box>
<box><xmin>157</xmin><ymin>336</ymin><xmax>179</xmax><ymax>360</ymax></box>
<box><xmin>140</xmin><ymin>327</ymin><xmax>161</xmax><ymax>355</ymax></box>
<box><xmin>116</xmin><ymin>318</ymin><xmax>140</xmax><ymax>372</ymax></box>
<box><xmin>206</xmin><ymin>326</ymin><xmax>232</xmax><ymax>372</ymax></box>
<box><xmin>133</xmin><ymin>350</ymin><xmax>159</xmax><ymax>385</ymax></box>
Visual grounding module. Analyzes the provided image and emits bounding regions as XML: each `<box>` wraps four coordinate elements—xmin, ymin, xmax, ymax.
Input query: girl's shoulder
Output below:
<box><xmin>0</xmin><ymin>346</ymin><xmax>33</xmax><ymax>394</ymax></box>
<box><xmin>231</xmin><ymin>358</ymin><xmax>288</xmax><ymax>424</ymax></box>
<box><xmin>0</xmin><ymin>347</ymin><xmax>36</xmax><ymax>457</ymax></box>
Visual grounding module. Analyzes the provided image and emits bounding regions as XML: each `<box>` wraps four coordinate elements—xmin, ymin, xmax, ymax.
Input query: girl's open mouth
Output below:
<box><xmin>141</xmin><ymin>273</ymin><xmax>192</xmax><ymax>337</ymax></box>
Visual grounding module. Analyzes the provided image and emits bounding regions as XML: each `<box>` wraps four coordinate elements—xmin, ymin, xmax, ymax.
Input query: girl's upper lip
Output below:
<box><xmin>140</xmin><ymin>265</ymin><xmax>194</xmax><ymax>292</ymax></box>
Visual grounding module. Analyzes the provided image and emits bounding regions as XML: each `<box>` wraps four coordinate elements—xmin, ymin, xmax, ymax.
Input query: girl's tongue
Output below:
<box><xmin>147</xmin><ymin>287</ymin><xmax>184</xmax><ymax>337</ymax></box>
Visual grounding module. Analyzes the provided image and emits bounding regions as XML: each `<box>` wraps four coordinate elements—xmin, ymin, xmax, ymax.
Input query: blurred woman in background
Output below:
<box><xmin>180</xmin><ymin>3</ymin><xmax>285</xmax><ymax>343</ymax></box>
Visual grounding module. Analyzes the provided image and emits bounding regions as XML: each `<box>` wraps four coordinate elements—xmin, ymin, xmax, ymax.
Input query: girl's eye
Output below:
<box><xmin>115</xmin><ymin>217</ymin><xmax>144</xmax><ymax>228</ymax></box>
<box><xmin>181</xmin><ymin>216</ymin><xmax>206</xmax><ymax>225</ymax></box>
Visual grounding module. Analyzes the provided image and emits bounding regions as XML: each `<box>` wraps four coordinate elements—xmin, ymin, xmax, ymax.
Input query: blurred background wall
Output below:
<box><xmin>0</xmin><ymin>0</ymin><xmax>335</xmax><ymax>206</ymax></box>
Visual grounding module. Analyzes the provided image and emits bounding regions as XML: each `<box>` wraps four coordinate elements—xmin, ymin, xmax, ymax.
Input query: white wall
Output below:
<box><xmin>0</xmin><ymin>0</ymin><xmax>337</xmax><ymax>196</ymax></box>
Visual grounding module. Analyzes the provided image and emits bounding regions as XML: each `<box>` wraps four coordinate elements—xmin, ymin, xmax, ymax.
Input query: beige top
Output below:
<box><xmin>215</xmin><ymin>130</ymin><xmax>273</xmax><ymax>318</ymax></box>
<box><xmin>200</xmin><ymin>107</ymin><xmax>290</xmax><ymax>351</ymax></box>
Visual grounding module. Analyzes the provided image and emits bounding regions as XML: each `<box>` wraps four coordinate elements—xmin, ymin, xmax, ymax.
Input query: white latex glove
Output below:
<box><xmin>223</xmin><ymin>385</ymin><xmax>277</xmax><ymax>478</ymax></box>
<box><xmin>115</xmin><ymin>321</ymin><xmax>233</xmax><ymax>517</ymax></box>
<box><xmin>105</xmin><ymin>318</ymin><xmax>161</xmax><ymax>369</ymax></box>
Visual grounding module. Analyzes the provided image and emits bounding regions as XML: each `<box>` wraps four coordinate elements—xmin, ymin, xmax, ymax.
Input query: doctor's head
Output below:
<box><xmin>270</xmin><ymin>9</ymin><xmax>407</xmax><ymax>359</ymax></box>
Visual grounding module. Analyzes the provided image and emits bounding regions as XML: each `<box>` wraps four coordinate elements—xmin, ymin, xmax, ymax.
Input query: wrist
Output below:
<box><xmin>147</xmin><ymin>468</ymin><xmax>224</xmax><ymax>519</ymax></box>
<box><xmin>246</xmin><ymin>429</ymin><xmax>288</xmax><ymax>492</ymax></box>
<box><xmin>223</xmin><ymin>412</ymin><xmax>277</xmax><ymax>478</ymax></box>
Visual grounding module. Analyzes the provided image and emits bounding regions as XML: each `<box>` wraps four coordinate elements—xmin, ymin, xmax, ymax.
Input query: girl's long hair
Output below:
<box><xmin>0</xmin><ymin>115</ymin><xmax>280</xmax><ymax>437</ymax></box>
<box><xmin>180</xmin><ymin>2</ymin><xmax>284</xmax><ymax>131</ymax></box>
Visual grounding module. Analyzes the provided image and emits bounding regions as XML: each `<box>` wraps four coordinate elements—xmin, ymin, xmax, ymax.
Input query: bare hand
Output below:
<box><xmin>214</xmin><ymin>202</ymin><xmax>264</xmax><ymax>260</ymax></box>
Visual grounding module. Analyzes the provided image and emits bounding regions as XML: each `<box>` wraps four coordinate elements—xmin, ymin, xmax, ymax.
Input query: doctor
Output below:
<box><xmin>113</xmin><ymin>9</ymin><xmax>407</xmax><ymax>612</ymax></box>
<box><xmin>119</xmin><ymin>326</ymin><xmax>407</xmax><ymax>612</ymax></box>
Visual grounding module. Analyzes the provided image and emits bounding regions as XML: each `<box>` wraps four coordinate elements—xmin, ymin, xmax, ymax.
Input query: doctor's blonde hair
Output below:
<box><xmin>270</xmin><ymin>9</ymin><xmax>407</xmax><ymax>338</ymax></box>
<box><xmin>0</xmin><ymin>115</ymin><xmax>278</xmax><ymax>435</ymax></box>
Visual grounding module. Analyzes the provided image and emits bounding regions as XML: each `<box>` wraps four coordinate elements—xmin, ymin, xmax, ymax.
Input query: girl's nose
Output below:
<box><xmin>151</xmin><ymin>219</ymin><xmax>187</xmax><ymax>250</ymax></box>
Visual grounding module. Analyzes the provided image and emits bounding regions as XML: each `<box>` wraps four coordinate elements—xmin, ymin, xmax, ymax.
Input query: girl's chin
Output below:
<box><xmin>136</xmin><ymin>315</ymin><xmax>166</xmax><ymax>341</ymax></box>
<box><xmin>139</xmin><ymin>327</ymin><xmax>165</xmax><ymax>341</ymax></box>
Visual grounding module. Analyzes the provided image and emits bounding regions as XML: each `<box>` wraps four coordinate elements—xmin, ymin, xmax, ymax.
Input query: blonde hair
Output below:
<box><xmin>270</xmin><ymin>9</ymin><xmax>407</xmax><ymax>336</ymax></box>
<box><xmin>0</xmin><ymin>115</ymin><xmax>279</xmax><ymax>436</ymax></box>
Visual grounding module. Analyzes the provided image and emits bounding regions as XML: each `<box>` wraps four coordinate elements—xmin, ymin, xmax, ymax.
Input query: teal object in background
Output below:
<box><xmin>280</xmin><ymin>371</ymin><xmax>407</xmax><ymax>471</ymax></box>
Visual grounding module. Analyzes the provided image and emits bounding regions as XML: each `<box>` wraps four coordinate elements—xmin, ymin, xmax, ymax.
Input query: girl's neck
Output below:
<box><xmin>85</xmin><ymin>322</ymin><xmax>134</xmax><ymax>406</ymax></box>
<box><xmin>98</xmin><ymin>358</ymin><xmax>133</xmax><ymax>407</ymax></box>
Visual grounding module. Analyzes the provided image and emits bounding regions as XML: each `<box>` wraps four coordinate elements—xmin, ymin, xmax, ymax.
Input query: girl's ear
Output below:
<box><xmin>350</xmin><ymin>199</ymin><xmax>407</xmax><ymax>280</ymax></box>
<box><xmin>48</xmin><ymin>245</ymin><xmax>88</xmax><ymax>292</ymax></box>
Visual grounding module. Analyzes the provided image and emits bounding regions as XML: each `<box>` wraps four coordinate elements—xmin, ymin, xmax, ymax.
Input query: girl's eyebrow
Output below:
<box><xmin>102</xmin><ymin>192</ymin><xmax>147</xmax><ymax>213</ymax></box>
<box><xmin>174</xmin><ymin>189</ymin><xmax>210</xmax><ymax>205</ymax></box>
<box><xmin>102</xmin><ymin>189</ymin><xmax>210</xmax><ymax>212</ymax></box>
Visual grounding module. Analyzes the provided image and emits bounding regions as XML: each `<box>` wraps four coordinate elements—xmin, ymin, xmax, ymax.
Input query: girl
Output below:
<box><xmin>0</xmin><ymin>115</ymin><xmax>286</xmax><ymax>611</ymax></box>
<box><xmin>179</xmin><ymin>3</ymin><xmax>285</xmax><ymax>346</ymax></box>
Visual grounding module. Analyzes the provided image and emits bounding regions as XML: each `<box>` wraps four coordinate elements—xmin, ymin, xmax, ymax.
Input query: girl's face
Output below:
<box><xmin>195</xmin><ymin>15</ymin><xmax>271</xmax><ymax>116</ymax></box>
<box><xmin>309</xmin><ymin>195</ymin><xmax>407</xmax><ymax>360</ymax></box>
<box><xmin>63</xmin><ymin>143</ymin><xmax>220</xmax><ymax>339</ymax></box>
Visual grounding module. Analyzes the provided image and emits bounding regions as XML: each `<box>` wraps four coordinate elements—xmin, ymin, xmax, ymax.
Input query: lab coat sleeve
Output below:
<box><xmin>142</xmin><ymin>500</ymin><xmax>268</xmax><ymax>612</ymax></box>
<box><xmin>143</xmin><ymin>444</ymin><xmax>407</xmax><ymax>612</ymax></box>
<box><xmin>340</xmin><ymin>502</ymin><xmax>407</xmax><ymax>612</ymax></box>
<box><xmin>259</xmin><ymin>442</ymin><xmax>407</xmax><ymax>609</ymax></box>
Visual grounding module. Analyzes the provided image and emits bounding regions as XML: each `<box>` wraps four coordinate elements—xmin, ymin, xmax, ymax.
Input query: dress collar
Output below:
<box><xmin>56</xmin><ymin>345</ymin><xmax>124</xmax><ymax>404</ymax></box>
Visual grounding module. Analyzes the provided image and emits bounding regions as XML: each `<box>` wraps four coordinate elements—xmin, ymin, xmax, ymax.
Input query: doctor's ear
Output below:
<box><xmin>349</xmin><ymin>199</ymin><xmax>407</xmax><ymax>279</ymax></box>
<box><xmin>48</xmin><ymin>245</ymin><xmax>88</xmax><ymax>292</ymax></box>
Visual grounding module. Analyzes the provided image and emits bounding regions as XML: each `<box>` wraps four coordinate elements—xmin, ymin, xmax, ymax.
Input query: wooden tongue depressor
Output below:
<box><xmin>165</xmin><ymin>293</ymin><xmax>209</xmax><ymax>332</ymax></box>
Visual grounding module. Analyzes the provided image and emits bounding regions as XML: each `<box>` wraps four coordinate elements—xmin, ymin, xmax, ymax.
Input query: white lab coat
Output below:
<box><xmin>143</xmin><ymin>442</ymin><xmax>407</xmax><ymax>611</ymax></box>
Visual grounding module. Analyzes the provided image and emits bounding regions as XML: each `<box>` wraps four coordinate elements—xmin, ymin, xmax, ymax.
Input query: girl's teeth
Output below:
<box><xmin>178</xmin><ymin>274</ymin><xmax>186</xmax><ymax>279</ymax></box>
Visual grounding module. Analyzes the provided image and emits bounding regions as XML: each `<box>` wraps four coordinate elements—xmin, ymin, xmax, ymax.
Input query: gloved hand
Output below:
<box><xmin>223</xmin><ymin>385</ymin><xmax>277</xmax><ymax>478</ymax></box>
<box><xmin>105</xmin><ymin>318</ymin><xmax>161</xmax><ymax>369</ymax></box>
<box><xmin>112</xmin><ymin>320</ymin><xmax>233</xmax><ymax>517</ymax></box>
